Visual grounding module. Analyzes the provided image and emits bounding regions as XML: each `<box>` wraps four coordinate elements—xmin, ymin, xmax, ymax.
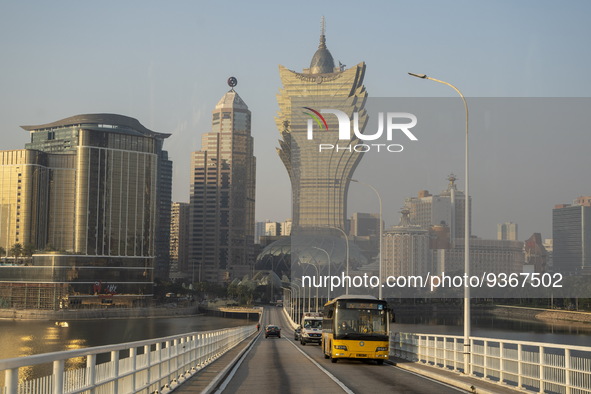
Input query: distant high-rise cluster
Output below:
<box><xmin>382</xmin><ymin>175</ymin><xmax>527</xmax><ymax>280</ymax></box>
<box><xmin>404</xmin><ymin>174</ymin><xmax>469</xmax><ymax>243</ymax></box>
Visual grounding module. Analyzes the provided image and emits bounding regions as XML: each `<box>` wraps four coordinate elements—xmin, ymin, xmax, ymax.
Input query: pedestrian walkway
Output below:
<box><xmin>172</xmin><ymin>331</ymin><xmax>259</xmax><ymax>393</ymax></box>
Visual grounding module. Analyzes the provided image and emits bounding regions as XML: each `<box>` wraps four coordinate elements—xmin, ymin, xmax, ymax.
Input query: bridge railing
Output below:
<box><xmin>0</xmin><ymin>325</ymin><xmax>255</xmax><ymax>394</ymax></box>
<box><xmin>391</xmin><ymin>332</ymin><xmax>591</xmax><ymax>394</ymax></box>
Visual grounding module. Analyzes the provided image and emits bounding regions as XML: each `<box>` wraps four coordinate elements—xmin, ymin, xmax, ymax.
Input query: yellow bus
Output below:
<box><xmin>322</xmin><ymin>295</ymin><xmax>391</xmax><ymax>364</ymax></box>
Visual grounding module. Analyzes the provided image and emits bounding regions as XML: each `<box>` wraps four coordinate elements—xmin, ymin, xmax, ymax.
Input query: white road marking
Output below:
<box><xmin>285</xmin><ymin>337</ymin><xmax>356</xmax><ymax>394</ymax></box>
<box><xmin>214</xmin><ymin>308</ymin><xmax>464</xmax><ymax>394</ymax></box>
<box><xmin>213</xmin><ymin>332</ymin><xmax>261</xmax><ymax>394</ymax></box>
<box><xmin>387</xmin><ymin>363</ymin><xmax>468</xmax><ymax>392</ymax></box>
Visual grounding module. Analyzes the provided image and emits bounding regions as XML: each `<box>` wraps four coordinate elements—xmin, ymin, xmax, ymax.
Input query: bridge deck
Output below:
<box><xmin>175</xmin><ymin>306</ymin><xmax>522</xmax><ymax>394</ymax></box>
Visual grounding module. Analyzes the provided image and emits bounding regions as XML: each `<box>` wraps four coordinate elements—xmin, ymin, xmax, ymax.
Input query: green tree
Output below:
<box><xmin>23</xmin><ymin>243</ymin><xmax>36</xmax><ymax>257</ymax></box>
<box><xmin>236</xmin><ymin>281</ymin><xmax>255</xmax><ymax>306</ymax></box>
<box><xmin>227</xmin><ymin>282</ymin><xmax>239</xmax><ymax>299</ymax></box>
<box><xmin>9</xmin><ymin>243</ymin><xmax>23</xmax><ymax>264</ymax></box>
<box><xmin>22</xmin><ymin>244</ymin><xmax>35</xmax><ymax>264</ymax></box>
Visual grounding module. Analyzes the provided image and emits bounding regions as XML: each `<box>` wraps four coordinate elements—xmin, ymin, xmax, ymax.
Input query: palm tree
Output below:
<box><xmin>9</xmin><ymin>243</ymin><xmax>23</xmax><ymax>264</ymax></box>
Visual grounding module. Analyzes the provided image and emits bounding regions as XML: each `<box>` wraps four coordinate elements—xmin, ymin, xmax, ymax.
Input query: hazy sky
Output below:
<box><xmin>1</xmin><ymin>1</ymin><xmax>589</xmax><ymax>241</ymax></box>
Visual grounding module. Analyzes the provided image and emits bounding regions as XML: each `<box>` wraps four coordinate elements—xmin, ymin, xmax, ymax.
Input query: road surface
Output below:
<box><xmin>216</xmin><ymin>306</ymin><xmax>467</xmax><ymax>393</ymax></box>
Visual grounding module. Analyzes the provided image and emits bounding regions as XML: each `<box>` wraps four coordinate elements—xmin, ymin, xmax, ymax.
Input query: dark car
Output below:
<box><xmin>265</xmin><ymin>325</ymin><xmax>281</xmax><ymax>338</ymax></box>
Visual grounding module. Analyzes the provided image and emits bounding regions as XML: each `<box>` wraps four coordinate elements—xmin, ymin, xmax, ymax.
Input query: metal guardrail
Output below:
<box><xmin>0</xmin><ymin>325</ymin><xmax>256</xmax><ymax>394</ymax></box>
<box><xmin>392</xmin><ymin>332</ymin><xmax>591</xmax><ymax>394</ymax></box>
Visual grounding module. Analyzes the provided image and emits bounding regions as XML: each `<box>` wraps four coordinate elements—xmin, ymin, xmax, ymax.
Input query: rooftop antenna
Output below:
<box><xmin>319</xmin><ymin>16</ymin><xmax>327</xmax><ymax>49</ymax></box>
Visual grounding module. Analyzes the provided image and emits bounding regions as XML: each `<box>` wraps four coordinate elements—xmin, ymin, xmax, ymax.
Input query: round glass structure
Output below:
<box><xmin>255</xmin><ymin>233</ymin><xmax>368</xmax><ymax>280</ymax></box>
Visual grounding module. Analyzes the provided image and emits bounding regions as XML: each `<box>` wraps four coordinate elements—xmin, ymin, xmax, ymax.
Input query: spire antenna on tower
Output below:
<box><xmin>318</xmin><ymin>16</ymin><xmax>327</xmax><ymax>49</ymax></box>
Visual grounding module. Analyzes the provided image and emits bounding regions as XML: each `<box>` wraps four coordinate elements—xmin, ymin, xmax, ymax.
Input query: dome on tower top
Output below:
<box><xmin>309</xmin><ymin>46</ymin><xmax>335</xmax><ymax>74</ymax></box>
<box><xmin>309</xmin><ymin>17</ymin><xmax>336</xmax><ymax>74</ymax></box>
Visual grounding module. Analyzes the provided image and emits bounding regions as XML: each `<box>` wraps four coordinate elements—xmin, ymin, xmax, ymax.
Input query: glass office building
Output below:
<box><xmin>155</xmin><ymin>143</ymin><xmax>173</xmax><ymax>280</ymax></box>
<box><xmin>189</xmin><ymin>87</ymin><xmax>256</xmax><ymax>283</ymax></box>
<box><xmin>0</xmin><ymin>114</ymin><xmax>170</xmax><ymax>309</ymax></box>
<box><xmin>0</xmin><ymin>150</ymin><xmax>50</xmax><ymax>250</ymax></box>
<box><xmin>553</xmin><ymin>201</ymin><xmax>591</xmax><ymax>275</ymax></box>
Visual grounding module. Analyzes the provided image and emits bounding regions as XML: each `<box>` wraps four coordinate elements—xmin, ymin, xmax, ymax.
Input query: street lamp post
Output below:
<box><xmin>324</xmin><ymin>226</ymin><xmax>349</xmax><ymax>295</ymax></box>
<box><xmin>292</xmin><ymin>281</ymin><xmax>302</xmax><ymax>321</ymax></box>
<box><xmin>290</xmin><ymin>283</ymin><xmax>299</xmax><ymax>321</ymax></box>
<box><xmin>284</xmin><ymin>287</ymin><xmax>292</xmax><ymax>319</ymax></box>
<box><xmin>269</xmin><ymin>259</ymin><xmax>276</xmax><ymax>305</ymax></box>
<box><xmin>350</xmin><ymin>178</ymin><xmax>383</xmax><ymax>300</ymax></box>
<box><xmin>408</xmin><ymin>72</ymin><xmax>471</xmax><ymax>375</ymax></box>
<box><xmin>311</xmin><ymin>246</ymin><xmax>331</xmax><ymax>301</ymax></box>
<box><xmin>296</xmin><ymin>261</ymin><xmax>310</xmax><ymax>313</ymax></box>
<box><xmin>300</xmin><ymin>259</ymin><xmax>319</xmax><ymax>312</ymax></box>
<box><xmin>291</xmin><ymin>285</ymin><xmax>299</xmax><ymax>322</ymax></box>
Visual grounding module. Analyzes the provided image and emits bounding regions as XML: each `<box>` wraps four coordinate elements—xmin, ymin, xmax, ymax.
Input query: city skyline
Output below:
<box><xmin>1</xmin><ymin>1</ymin><xmax>590</xmax><ymax>241</ymax></box>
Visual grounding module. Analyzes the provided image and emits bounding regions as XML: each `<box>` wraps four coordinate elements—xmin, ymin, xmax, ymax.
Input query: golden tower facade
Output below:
<box><xmin>276</xmin><ymin>21</ymin><xmax>368</xmax><ymax>231</ymax></box>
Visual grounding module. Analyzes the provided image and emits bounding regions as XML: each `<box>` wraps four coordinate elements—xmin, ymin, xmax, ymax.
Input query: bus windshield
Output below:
<box><xmin>335</xmin><ymin>306</ymin><xmax>387</xmax><ymax>339</ymax></box>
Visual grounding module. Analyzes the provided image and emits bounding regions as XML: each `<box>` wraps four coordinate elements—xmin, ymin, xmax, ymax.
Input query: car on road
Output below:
<box><xmin>265</xmin><ymin>325</ymin><xmax>281</xmax><ymax>338</ymax></box>
<box><xmin>299</xmin><ymin>313</ymin><xmax>323</xmax><ymax>345</ymax></box>
<box><xmin>294</xmin><ymin>325</ymin><xmax>301</xmax><ymax>340</ymax></box>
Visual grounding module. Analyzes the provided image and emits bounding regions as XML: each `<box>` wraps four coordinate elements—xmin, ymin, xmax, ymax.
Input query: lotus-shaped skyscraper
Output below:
<box><xmin>276</xmin><ymin>20</ymin><xmax>368</xmax><ymax>232</ymax></box>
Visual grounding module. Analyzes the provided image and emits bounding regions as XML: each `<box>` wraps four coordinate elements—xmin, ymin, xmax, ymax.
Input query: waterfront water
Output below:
<box><xmin>395</xmin><ymin>313</ymin><xmax>591</xmax><ymax>347</ymax></box>
<box><xmin>1</xmin><ymin>312</ymin><xmax>589</xmax><ymax>361</ymax></box>
<box><xmin>0</xmin><ymin>313</ymin><xmax>254</xmax><ymax>387</ymax></box>
<box><xmin>0</xmin><ymin>314</ymin><xmax>252</xmax><ymax>362</ymax></box>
